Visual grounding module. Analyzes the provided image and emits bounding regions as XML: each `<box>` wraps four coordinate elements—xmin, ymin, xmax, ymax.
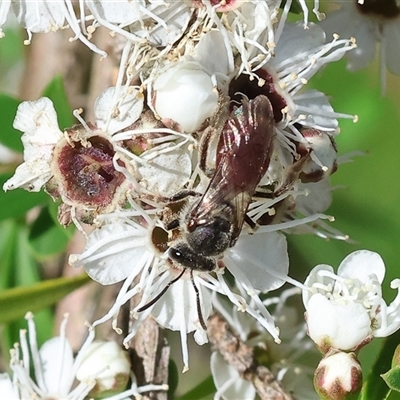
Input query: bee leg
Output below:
<box><xmin>168</xmin><ymin>190</ymin><xmax>200</xmax><ymax>203</ymax></box>
<box><xmin>244</xmin><ymin>214</ymin><xmax>257</xmax><ymax>231</ymax></box>
<box><xmin>198</xmin><ymin>126</ymin><xmax>218</xmax><ymax>178</ymax></box>
<box><xmin>165</xmin><ymin>218</ymin><xmax>180</xmax><ymax>231</ymax></box>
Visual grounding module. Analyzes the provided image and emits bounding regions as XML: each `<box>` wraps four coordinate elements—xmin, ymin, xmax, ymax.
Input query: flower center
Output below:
<box><xmin>356</xmin><ymin>0</ymin><xmax>400</xmax><ymax>19</ymax></box>
<box><xmin>228</xmin><ymin>70</ymin><xmax>287</xmax><ymax>123</ymax></box>
<box><xmin>55</xmin><ymin>135</ymin><xmax>126</xmax><ymax>206</ymax></box>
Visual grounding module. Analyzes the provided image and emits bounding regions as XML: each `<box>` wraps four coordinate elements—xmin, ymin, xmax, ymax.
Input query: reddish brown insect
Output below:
<box><xmin>169</xmin><ymin>94</ymin><xmax>275</xmax><ymax>271</ymax></box>
<box><xmin>138</xmin><ymin>95</ymin><xmax>275</xmax><ymax>328</ymax></box>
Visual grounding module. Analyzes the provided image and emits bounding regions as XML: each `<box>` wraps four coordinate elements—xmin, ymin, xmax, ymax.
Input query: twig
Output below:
<box><xmin>207</xmin><ymin>313</ymin><xmax>295</xmax><ymax>400</ymax></box>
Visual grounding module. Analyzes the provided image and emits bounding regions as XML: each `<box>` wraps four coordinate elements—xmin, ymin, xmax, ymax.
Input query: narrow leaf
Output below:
<box><xmin>0</xmin><ymin>274</ymin><xmax>90</xmax><ymax>324</ymax></box>
<box><xmin>28</xmin><ymin>205</ymin><xmax>74</xmax><ymax>258</ymax></box>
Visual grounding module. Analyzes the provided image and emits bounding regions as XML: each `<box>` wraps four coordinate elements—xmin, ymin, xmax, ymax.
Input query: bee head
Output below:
<box><xmin>168</xmin><ymin>243</ymin><xmax>215</xmax><ymax>272</ymax></box>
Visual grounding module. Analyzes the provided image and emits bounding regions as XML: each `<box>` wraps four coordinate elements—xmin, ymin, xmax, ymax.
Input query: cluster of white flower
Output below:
<box><xmin>2</xmin><ymin>0</ymin><xmax>400</xmax><ymax>398</ymax></box>
<box><xmin>0</xmin><ymin>313</ymin><xmax>167</xmax><ymax>399</ymax></box>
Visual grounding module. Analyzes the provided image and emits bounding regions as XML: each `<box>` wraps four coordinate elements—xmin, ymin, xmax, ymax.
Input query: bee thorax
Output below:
<box><xmin>187</xmin><ymin>217</ymin><xmax>231</xmax><ymax>256</ymax></box>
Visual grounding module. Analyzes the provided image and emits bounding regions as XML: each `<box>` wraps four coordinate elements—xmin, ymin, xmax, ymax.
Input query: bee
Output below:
<box><xmin>168</xmin><ymin>94</ymin><xmax>275</xmax><ymax>271</ymax></box>
<box><xmin>138</xmin><ymin>95</ymin><xmax>275</xmax><ymax>327</ymax></box>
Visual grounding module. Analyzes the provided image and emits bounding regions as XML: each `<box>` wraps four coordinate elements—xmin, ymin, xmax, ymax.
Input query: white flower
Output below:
<box><xmin>211</xmin><ymin>288</ymin><xmax>319</xmax><ymax>400</ymax></box>
<box><xmin>3</xmin><ymin>97</ymin><xmax>63</xmax><ymax>192</ymax></box>
<box><xmin>70</xmin><ymin>201</ymin><xmax>291</xmax><ymax>371</ymax></box>
<box><xmin>6</xmin><ymin>312</ymin><xmax>166</xmax><ymax>400</ymax></box>
<box><xmin>8</xmin><ymin>312</ymin><xmax>98</xmax><ymax>399</ymax></box>
<box><xmin>321</xmin><ymin>0</ymin><xmax>400</xmax><ymax>91</ymax></box>
<box><xmin>3</xmin><ymin>82</ymin><xmax>150</xmax><ymax>227</ymax></box>
<box><xmin>302</xmin><ymin>250</ymin><xmax>400</xmax><ymax>353</ymax></box>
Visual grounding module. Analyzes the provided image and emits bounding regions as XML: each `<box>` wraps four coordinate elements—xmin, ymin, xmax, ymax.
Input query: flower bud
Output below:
<box><xmin>151</xmin><ymin>61</ymin><xmax>219</xmax><ymax>133</ymax></box>
<box><xmin>76</xmin><ymin>341</ymin><xmax>131</xmax><ymax>398</ymax></box>
<box><xmin>314</xmin><ymin>352</ymin><xmax>362</xmax><ymax>400</ymax></box>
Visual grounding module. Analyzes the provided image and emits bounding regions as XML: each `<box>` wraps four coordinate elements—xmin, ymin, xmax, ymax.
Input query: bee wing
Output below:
<box><xmin>230</xmin><ymin>190</ymin><xmax>252</xmax><ymax>243</ymax></box>
<box><xmin>192</xmin><ymin>95</ymin><xmax>275</xmax><ymax>224</ymax></box>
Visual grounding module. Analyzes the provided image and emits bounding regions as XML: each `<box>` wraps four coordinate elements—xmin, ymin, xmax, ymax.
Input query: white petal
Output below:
<box><xmin>40</xmin><ymin>337</ymin><xmax>74</xmax><ymax>396</ymax></box>
<box><xmin>227</xmin><ymin>232</ymin><xmax>289</xmax><ymax>292</ymax></box>
<box><xmin>302</xmin><ymin>264</ymin><xmax>334</xmax><ymax>307</ymax></box>
<box><xmin>0</xmin><ymin>1</ymin><xmax>11</xmax><ymax>37</ymax></box>
<box><xmin>321</xmin><ymin>3</ymin><xmax>377</xmax><ymax>72</ymax></box>
<box><xmin>13</xmin><ymin>98</ymin><xmax>62</xmax><ymax>145</ymax></box>
<box><xmin>338</xmin><ymin>250</ymin><xmax>385</xmax><ymax>284</ymax></box>
<box><xmin>3</xmin><ymin>158</ymin><xmax>53</xmax><ymax>192</ymax></box>
<box><xmin>12</xmin><ymin>0</ymin><xmax>66</xmax><ymax>33</ymax></box>
<box><xmin>0</xmin><ymin>373</ymin><xmax>19</xmax><ymax>399</ymax></box>
<box><xmin>210</xmin><ymin>352</ymin><xmax>256</xmax><ymax>400</ymax></box>
<box><xmin>85</xmin><ymin>0</ymin><xmax>144</xmax><ymax>24</ymax></box>
<box><xmin>272</xmin><ymin>22</ymin><xmax>325</xmax><ymax>69</ymax></box>
<box><xmin>130</xmin><ymin>2</ymin><xmax>192</xmax><ymax>47</ymax></box>
<box><xmin>137</xmin><ymin>149</ymin><xmax>191</xmax><ymax>197</ymax></box>
<box><xmin>95</xmin><ymin>87</ymin><xmax>143</xmax><ymax>134</ymax></box>
<box><xmin>152</xmin><ymin>278</ymin><xmax>212</xmax><ymax>334</ymax></box>
<box><xmin>296</xmin><ymin>179</ymin><xmax>332</xmax><ymax>215</ymax></box>
<box><xmin>294</xmin><ymin>90</ymin><xmax>339</xmax><ymax>130</ymax></box>
<box><xmin>70</xmin><ymin>223</ymin><xmax>150</xmax><ymax>284</ymax></box>
<box><xmin>195</xmin><ymin>31</ymin><xmax>231</xmax><ymax>77</ymax></box>
<box><xmin>76</xmin><ymin>341</ymin><xmax>130</xmax><ymax>391</ymax></box>
<box><xmin>374</xmin><ymin>279</ymin><xmax>400</xmax><ymax>337</ymax></box>
<box><xmin>346</xmin><ymin>23</ymin><xmax>377</xmax><ymax>71</ymax></box>
<box><xmin>306</xmin><ymin>294</ymin><xmax>370</xmax><ymax>350</ymax></box>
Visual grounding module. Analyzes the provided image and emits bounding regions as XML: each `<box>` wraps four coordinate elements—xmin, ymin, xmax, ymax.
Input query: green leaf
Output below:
<box><xmin>0</xmin><ymin>173</ymin><xmax>48</xmax><ymax>221</ymax></box>
<box><xmin>382</xmin><ymin>367</ymin><xmax>400</xmax><ymax>392</ymax></box>
<box><xmin>0</xmin><ymin>94</ymin><xmax>23</xmax><ymax>152</ymax></box>
<box><xmin>360</xmin><ymin>330</ymin><xmax>400</xmax><ymax>400</ymax></box>
<box><xmin>41</xmin><ymin>76</ymin><xmax>74</xmax><ymax>130</ymax></box>
<box><xmin>28</xmin><ymin>205</ymin><xmax>74</xmax><ymax>258</ymax></box>
<box><xmin>0</xmin><ymin>274</ymin><xmax>90</xmax><ymax>324</ymax></box>
<box><xmin>175</xmin><ymin>375</ymin><xmax>215</xmax><ymax>400</ymax></box>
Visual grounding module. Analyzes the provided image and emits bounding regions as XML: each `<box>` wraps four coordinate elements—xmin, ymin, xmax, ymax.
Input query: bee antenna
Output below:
<box><xmin>137</xmin><ymin>269</ymin><xmax>186</xmax><ymax>313</ymax></box>
<box><xmin>190</xmin><ymin>269</ymin><xmax>207</xmax><ymax>331</ymax></box>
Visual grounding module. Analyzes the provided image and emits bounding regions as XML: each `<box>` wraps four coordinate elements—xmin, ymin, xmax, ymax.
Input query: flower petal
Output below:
<box><xmin>40</xmin><ymin>337</ymin><xmax>74</xmax><ymax>396</ymax></box>
<box><xmin>306</xmin><ymin>293</ymin><xmax>370</xmax><ymax>351</ymax></box>
<box><xmin>70</xmin><ymin>223</ymin><xmax>150</xmax><ymax>284</ymax></box>
<box><xmin>95</xmin><ymin>87</ymin><xmax>144</xmax><ymax>135</ymax></box>
<box><xmin>338</xmin><ymin>250</ymin><xmax>385</xmax><ymax>284</ymax></box>
<box><xmin>137</xmin><ymin>149</ymin><xmax>192</xmax><ymax>197</ymax></box>
<box><xmin>227</xmin><ymin>231</ymin><xmax>289</xmax><ymax>292</ymax></box>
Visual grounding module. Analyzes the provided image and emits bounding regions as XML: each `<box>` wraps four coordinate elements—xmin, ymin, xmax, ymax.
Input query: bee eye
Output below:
<box><xmin>169</xmin><ymin>248</ymin><xmax>183</xmax><ymax>259</ymax></box>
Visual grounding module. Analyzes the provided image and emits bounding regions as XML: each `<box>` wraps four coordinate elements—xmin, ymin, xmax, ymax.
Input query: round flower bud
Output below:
<box><xmin>314</xmin><ymin>351</ymin><xmax>362</xmax><ymax>400</ymax></box>
<box><xmin>151</xmin><ymin>61</ymin><xmax>219</xmax><ymax>133</ymax></box>
<box><xmin>76</xmin><ymin>341</ymin><xmax>131</xmax><ymax>398</ymax></box>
